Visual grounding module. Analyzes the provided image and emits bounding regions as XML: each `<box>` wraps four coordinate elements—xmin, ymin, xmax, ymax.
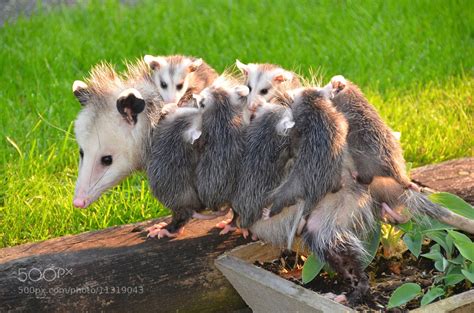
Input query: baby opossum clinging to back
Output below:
<box><xmin>145</xmin><ymin>100</ymin><xmax>206</xmax><ymax>238</ymax></box>
<box><xmin>235</xmin><ymin>60</ymin><xmax>301</xmax><ymax>105</ymax></box>
<box><xmin>194</xmin><ymin>78</ymin><xmax>251</xmax><ymax>226</ymax></box>
<box><xmin>144</xmin><ymin>54</ymin><xmax>218</xmax><ymax>104</ymax></box>
<box><xmin>267</xmin><ymin>88</ymin><xmax>349</xmax><ymax>219</ymax></box>
<box><xmin>232</xmin><ymin>96</ymin><xmax>295</xmax><ymax>230</ymax></box>
<box><xmin>321</xmin><ymin>75</ymin><xmax>474</xmax><ymax>234</ymax></box>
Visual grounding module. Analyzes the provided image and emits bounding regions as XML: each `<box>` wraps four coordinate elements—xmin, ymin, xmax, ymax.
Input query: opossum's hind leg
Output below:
<box><xmin>326</xmin><ymin>248</ymin><xmax>369</xmax><ymax>305</ymax></box>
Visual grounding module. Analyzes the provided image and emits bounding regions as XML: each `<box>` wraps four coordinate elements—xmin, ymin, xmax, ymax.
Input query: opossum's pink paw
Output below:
<box><xmin>251</xmin><ymin>233</ymin><xmax>259</xmax><ymax>241</ymax></box>
<box><xmin>262</xmin><ymin>208</ymin><xmax>271</xmax><ymax>220</ymax></box>
<box><xmin>381</xmin><ymin>202</ymin><xmax>409</xmax><ymax>224</ymax></box>
<box><xmin>146</xmin><ymin>222</ymin><xmax>168</xmax><ymax>232</ymax></box>
<box><xmin>241</xmin><ymin>228</ymin><xmax>250</xmax><ymax>239</ymax></box>
<box><xmin>323</xmin><ymin>292</ymin><xmax>348</xmax><ymax>304</ymax></box>
<box><xmin>408</xmin><ymin>182</ymin><xmax>421</xmax><ymax>192</ymax></box>
<box><xmin>219</xmin><ymin>224</ymin><xmax>237</xmax><ymax>235</ymax></box>
<box><xmin>215</xmin><ymin>218</ymin><xmax>233</xmax><ymax>229</ymax></box>
<box><xmin>147</xmin><ymin>228</ymin><xmax>177</xmax><ymax>239</ymax></box>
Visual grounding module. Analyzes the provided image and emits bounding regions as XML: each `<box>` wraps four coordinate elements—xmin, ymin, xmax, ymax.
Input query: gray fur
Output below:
<box><xmin>196</xmin><ymin>88</ymin><xmax>247</xmax><ymax>210</ymax></box>
<box><xmin>146</xmin><ymin>108</ymin><xmax>204</xmax><ymax>233</ymax></box>
<box><xmin>330</xmin><ymin>79</ymin><xmax>410</xmax><ymax>186</ymax></box>
<box><xmin>232</xmin><ymin>103</ymin><xmax>293</xmax><ymax>228</ymax></box>
<box><xmin>269</xmin><ymin>88</ymin><xmax>348</xmax><ymax>217</ymax></box>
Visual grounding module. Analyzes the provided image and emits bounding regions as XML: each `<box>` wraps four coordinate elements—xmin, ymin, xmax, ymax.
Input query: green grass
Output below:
<box><xmin>1</xmin><ymin>0</ymin><xmax>472</xmax><ymax>247</ymax></box>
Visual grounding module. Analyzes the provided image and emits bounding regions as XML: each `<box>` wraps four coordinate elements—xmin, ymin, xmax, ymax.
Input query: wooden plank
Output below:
<box><xmin>0</xmin><ymin>214</ymin><xmax>250</xmax><ymax>312</ymax></box>
<box><xmin>411</xmin><ymin>157</ymin><xmax>474</xmax><ymax>204</ymax></box>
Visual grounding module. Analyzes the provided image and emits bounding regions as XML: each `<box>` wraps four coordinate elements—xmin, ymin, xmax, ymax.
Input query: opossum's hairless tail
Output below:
<box><xmin>286</xmin><ymin>201</ymin><xmax>306</xmax><ymax>250</ymax></box>
<box><xmin>402</xmin><ymin>189</ymin><xmax>474</xmax><ymax>234</ymax></box>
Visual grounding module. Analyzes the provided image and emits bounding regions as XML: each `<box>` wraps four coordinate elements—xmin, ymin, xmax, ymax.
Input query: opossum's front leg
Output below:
<box><xmin>147</xmin><ymin>210</ymin><xmax>192</xmax><ymax>239</ymax></box>
<box><xmin>217</xmin><ymin>211</ymin><xmax>239</xmax><ymax>235</ymax></box>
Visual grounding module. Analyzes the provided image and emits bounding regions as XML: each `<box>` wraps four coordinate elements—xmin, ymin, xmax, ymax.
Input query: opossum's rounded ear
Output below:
<box><xmin>72</xmin><ymin>80</ymin><xmax>90</xmax><ymax>106</ymax></box>
<box><xmin>235</xmin><ymin>85</ymin><xmax>250</xmax><ymax>97</ymax></box>
<box><xmin>273</xmin><ymin>71</ymin><xmax>293</xmax><ymax>83</ymax></box>
<box><xmin>235</xmin><ymin>59</ymin><xmax>248</xmax><ymax>75</ymax></box>
<box><xmin>188</xmin><ymin>58</ymin><xmax>203</xmax><ymax>72</ymax></box>
<box><xmin>144</xmin><ymin>55</ymin><xmax>161</xmax><ymax>71</ymax></box>
<box><xmin>116</xmin><ymin>88</ymin><xmax>146</xmax><ymax>125</ymax></box>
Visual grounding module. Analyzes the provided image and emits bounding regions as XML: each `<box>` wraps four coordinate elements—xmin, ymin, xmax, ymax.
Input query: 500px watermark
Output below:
<box><xmin>18</xmin><ymin>285</ymin><xmax>144</xmax><ymax>297</ymax></box>
<box><xmin>15</xmin><ymin>267</ymin><xmax>73</xmax><ymax>282</ymax></box>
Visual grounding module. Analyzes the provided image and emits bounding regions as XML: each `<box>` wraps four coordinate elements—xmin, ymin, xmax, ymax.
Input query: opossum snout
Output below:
<box><xmin>73</xmin><ymin>197</ymin><xmax>87</xmax><ymax>208</ymax></box>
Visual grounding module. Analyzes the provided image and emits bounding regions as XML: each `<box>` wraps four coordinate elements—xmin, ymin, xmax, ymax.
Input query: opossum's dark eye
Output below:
<box><xmin>260</xmin><ymin>88</ymin><xmax>269</xmax><ymax>95</ymax></box>
<box><xmin>176</xmin><ymin>83</ymin><xmax>184</xmax><ymax>91</ymax></box>
<box><xmin>199</xmin><ymin>99</ymin><xmax>205</xmax><ymax>108</ymax></box>
<box><xmin>101</xmin><ymin>155</ymin><xmax>113</xmax><ymax>166</ymax></box>
<box><xmin>160</xmin><ymin>81</ymin><xmax>168</xmax><ymax>89</ymax></box>
<box><xmin>79</xmin><ymin>149</ymin><xmax>84</xmax><ymax>159</ymax></box>
<box><xmin>247</xmin><ymin>85</ymin><xmax>252</xmax><ymax>92</ymax></box>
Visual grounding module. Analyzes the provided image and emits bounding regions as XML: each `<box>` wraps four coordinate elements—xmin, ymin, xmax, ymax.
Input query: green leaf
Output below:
<box><xmin>448</xmin><ymin>230</ymin><xmax>471</xmax><ymax>243</ymax></box>
<box><xmin>443</xmin><ymin>273</ymin><xmax>465</xmax><ymax>286</ymax></box>
<box><xmin>448</xmin><ymin>254</ymin><xmax>465</xmax><ymax>265</ymax></box>
<box><xmin>434</xmin><ymin>257</ymin><xmax>449</xmax><ymax>272</ymax></box>
<box><xmin>426</xmin><ymin>230</ymin><xmax>449</xmax><ymax>254</ymax></box>
<box><xmin>421</xmin><ymin>287</ymin><xmax>445</xmax><ymax>306</ymax></box>
<box><xmin>302</xmin><ymin>254</ymin><xmax>325</xmax><ymax>284</ymax></box>
<box><xmin>404</xmin><ymin>231</ymin><xmax>422</xmax><ymax>257</ymax></box>
<box><xmin>362</xmin><ymin>223</ymin><xmax>381</xmax><ymax>268</ymax></box>
<box><xmin>454</xmin><ymin>241</ymin><xmax>474</xmax><ymax>262</ymax></box>
<box><xmin>461</xmin><ymin>269</ymin><xmax>474</xmax><ymax>283</ymax></box>
<box><xmin>429</xmin><ymin>192</ymin><xmax>474</xmax><ymax>219</ymax></box>
<box><xmin>387</xmin><ymin>283</ymin><xmax>422</xmax><ymax>309</ymax></box>
<box><xmin>421</xmin><ymin>244</ymin><xmax>443</xmax><ymax>261</ymax></box>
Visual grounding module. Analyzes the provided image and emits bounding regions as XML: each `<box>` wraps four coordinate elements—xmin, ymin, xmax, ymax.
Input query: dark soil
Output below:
<box><xmin>254</xmin><ymin>246</ymin><xmax>472</xmax><ymax>312</ymax></box>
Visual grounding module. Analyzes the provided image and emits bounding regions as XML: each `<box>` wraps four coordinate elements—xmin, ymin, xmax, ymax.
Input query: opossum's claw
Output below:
<box><xmin>146</xmin><ymin>222</ymin><xmax>168</xmax><ymax>232</ymax></box>
<box><xmin>219</xmin><ymin>224</ymin><xmax>237</xmax><ymax>235</ymax></box>
<box><xmin>262</xmin><ymin>208</ymin><xmax>271</xmax><ymax>220</ymax></box>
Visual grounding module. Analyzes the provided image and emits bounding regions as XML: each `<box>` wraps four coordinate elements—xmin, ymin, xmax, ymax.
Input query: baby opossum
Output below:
<box><xmin>236</xmin><ymin>60</ymin><xmax>301</xmax><ymax>105</ymax></box>
<box><xmin>322</xmin><ymin>75</ymin><xmax>474</xmax><ymax>234</ymax></box>
<box><xmin>267</xmin><ymin>88</ymin><xmax>348</xmax><ymax>218</ymax></box>
<box><xmin>144</xmin><ymin>54</ymin><xmax>218</xmax><ymax>103</ymax></box>
<box><xmin>146</xmin><ymin>101</ymin><xmax>205</xmax><ymax>238</ymax></box>
<box><xmin>232</xmin><ymin>96</ymin><xmax>295</xmax><ymax>229</ymax></box>
<box><xmin>194</xmin><ymin>78</ymin><xmax>250</xmax><ymax>215</ymax></box>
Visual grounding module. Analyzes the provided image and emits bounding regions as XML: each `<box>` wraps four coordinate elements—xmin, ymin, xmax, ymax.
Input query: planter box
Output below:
<box><xmin>215</xmin><ymin>242</ymin><xmax>474</xmax><ymax>313</ymax></box>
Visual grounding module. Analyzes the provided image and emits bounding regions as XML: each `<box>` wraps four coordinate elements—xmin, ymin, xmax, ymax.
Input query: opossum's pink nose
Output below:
<box><xmin>73</xmin><ymin>198</ymin><xmax>87</xmax><ymax>208</ymax></box>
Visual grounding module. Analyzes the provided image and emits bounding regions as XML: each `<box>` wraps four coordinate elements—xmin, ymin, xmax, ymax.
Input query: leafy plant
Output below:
<box><xmin>302</xmin><ymin>192</ymin><xmax>473</xmax><ymax>310</ymax></box>
<box><xmin>387</xmin><ymin>193</ymin><xmax>474</xmax><ymax>308</ymax></box>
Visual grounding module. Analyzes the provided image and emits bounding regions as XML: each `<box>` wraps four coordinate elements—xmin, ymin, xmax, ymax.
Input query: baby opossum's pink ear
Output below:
<box><xmin>144</xmin><ymin>55</ymin><xmax>162</xmax><ymax>70</ymax></box>
<box><xmin>72</xmin><ymin>80</ymin><xmax>90</xmax><ymax>106</ymax></box>
<box><xmin>235</xmin><ymin>59</ymin><xmax>248</xmax><ymax>75</ymax></box>
<box><xmin>188</xmin><ymin>58</ymin><xmax>203</xmax><ymax>72</ymax></box>
<box><xmin>235</xmin><ymin>85</ymin><xmax>250</xmax><ymax>97</ymax></box>
<box><xmin>116</xmin><ymin>88</ymin><xmax>146</xmax><ymax>125</ymax></box>
<box><xmin>273</xmin><ymin>71</ymin><xmax>293</xmax><ymax>83</ymax></box>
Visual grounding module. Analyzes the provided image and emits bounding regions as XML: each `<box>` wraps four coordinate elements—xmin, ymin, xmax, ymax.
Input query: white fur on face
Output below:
<box><xmin>245</xmin><ymin>64</ymin><xmax>291</xmax><ymax>104</ymax></box>
<box><xmin>148</xmin><ymin>57</ymin><xmax>193</xmax><ymax>103</ymax></box>
<box><xmin>73</xmin><ymin>108</ymin><xmax>144</xmax><ymax>208</ymax></box>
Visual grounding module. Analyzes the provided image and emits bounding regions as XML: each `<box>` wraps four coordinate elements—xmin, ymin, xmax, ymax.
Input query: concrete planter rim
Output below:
<box><xmin>215</xmin><ymin>242</ymin><xmax>474</xmax><ymax>313</ymax></box>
